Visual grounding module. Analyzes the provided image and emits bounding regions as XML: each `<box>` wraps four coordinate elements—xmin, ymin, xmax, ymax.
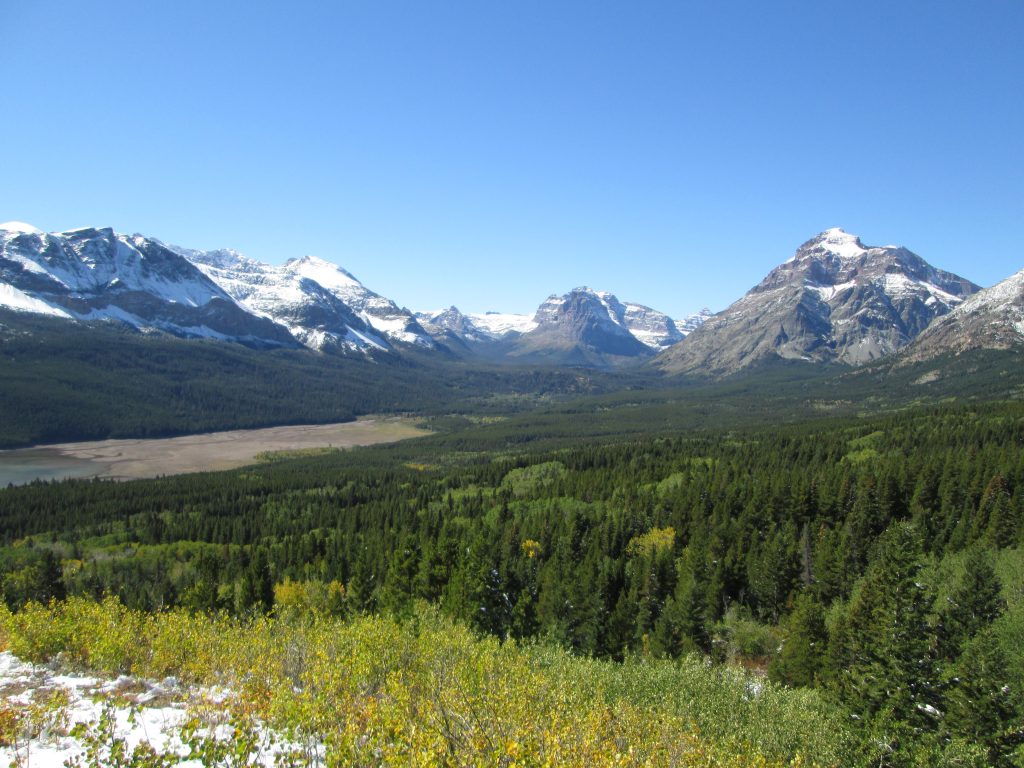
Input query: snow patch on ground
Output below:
<box><xmin>0</xmin><ymin>651</ymin><xmax>308</xmax><ymax>767</ymax></box>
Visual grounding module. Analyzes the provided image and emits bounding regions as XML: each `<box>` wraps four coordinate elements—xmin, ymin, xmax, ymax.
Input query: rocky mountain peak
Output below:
<box><xmin>656</xmin><ymin>230</ymin><xmax>980</xmax><ymax>377</ymax></box>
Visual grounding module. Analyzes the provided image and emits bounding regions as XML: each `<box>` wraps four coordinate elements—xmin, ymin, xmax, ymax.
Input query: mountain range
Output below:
<box><xmin>1</xmin><ymin>221</ymin><xmax>1021</xmax><ymax>375</ymax></box>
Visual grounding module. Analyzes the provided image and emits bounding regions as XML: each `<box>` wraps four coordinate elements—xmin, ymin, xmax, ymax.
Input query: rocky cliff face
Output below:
<box><xmin>656</xmin><ymin>228</ymin><xmax>979</xmax><ymax>377</ymax></box>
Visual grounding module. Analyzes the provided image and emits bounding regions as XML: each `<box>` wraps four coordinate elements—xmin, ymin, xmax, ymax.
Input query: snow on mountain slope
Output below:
<box><xmin>533</xmin><ymin>288</ymin><xmax>682</xmax><ymax>350</ymax></box>
<box><xmin>287</xmin><ymin>256</ymin><xmax>434</xmax><ymax>347</ymax></box>
<box><xmin>0</xmin><ymin>221</ymin><xmax>44</xmax><ymax>235</ymax></box>
<box><xmin>0</xmin><ymin>282</ymin><xmax>71</xmax><ymax>317</ymax></box>
<box><xmin>175</xmin><ymin>246</ymin><xmax>388</xmax><ymax>353</ymax></box>
<box><xmin>902</xmin><ymin>267</ymin><xmax>1024</xmax><ymax>361</ymax></box>
<box><xmin>676</xmin><ymin>308</ymin><xmax>714</xmax><ymax>336</ymax></box>
<box><xmin>618</xmin><ymin>299</ymin><xmax>684</xmax><ymax>349</ymax></box>
<box><xmin>415</xmin><ymin>306</ymin><xmax>493</xmax><ymax>343</ymax></box>
<box><xmin>0</xmin><ymin>224</ymin><xmax>296</xmax><ymax>347</ymax></box>
<box><xmin>656</xmin><ymin>228</ymin><xmax>979</xmax><ymax>377</ymax></box>
<box><xmin>468</xmin><ymin>312</ymin><xmax>538</xmax><ymax>336</ymax></box>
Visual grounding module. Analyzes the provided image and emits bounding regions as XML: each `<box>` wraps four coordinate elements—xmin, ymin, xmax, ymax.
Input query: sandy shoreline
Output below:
<box><xmin>2</xmin><ymin>417</ymin><xmax>428</xmax><ymax>482</ymax></box>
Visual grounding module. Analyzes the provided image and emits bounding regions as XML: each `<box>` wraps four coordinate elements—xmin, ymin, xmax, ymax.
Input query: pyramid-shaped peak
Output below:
<box><xmin>782</xmin><ymin>228</ymin><xmax>871</xmax><ymax>265</ymax></box>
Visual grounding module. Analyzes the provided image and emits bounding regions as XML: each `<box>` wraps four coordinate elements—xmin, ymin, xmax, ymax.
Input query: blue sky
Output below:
<box><xmin>2</xmin><ymin>1</ymin><xmax>1021</xmax><ymax>317</ymax></box>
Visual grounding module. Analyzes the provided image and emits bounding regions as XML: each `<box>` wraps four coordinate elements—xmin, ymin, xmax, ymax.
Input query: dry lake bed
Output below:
<box><xmin>0</xmin><ymin>417</ymin><xmax>427</xmax><ymax>486</ymax></box>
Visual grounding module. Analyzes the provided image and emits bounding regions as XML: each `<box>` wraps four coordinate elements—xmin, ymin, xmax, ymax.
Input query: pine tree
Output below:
<box><xmin>944</xmin><ymin>627</ymin><xmax>1023</xmax><ymax>767</ymax></box>
<box><xmin>379</xmin><ymin>536</ymin><xmax>419</xmax><ymax>619</ymax></box>
<box><xmin>831</xmin><ymin>524</ymin><xmax>940</xmax><ymax>739</ymax></box>
<box><xmin>937</xmin><ymin>546</ymin><xmax>1005</xmax><ymax>662</ymax></box>
<box><xmin>650</xmin><ymin>563</ymin><xmax>710</xmax><ymax>657</ymax></box>
<box><xmin>747</xmin><ymin>524</ymin><xmax>798</xmax><ymax>622</ymax></box>
<box><xmin>769</xmin><ymin>590</ymin><xmax>826</xmax><ymax>688</ymax></box>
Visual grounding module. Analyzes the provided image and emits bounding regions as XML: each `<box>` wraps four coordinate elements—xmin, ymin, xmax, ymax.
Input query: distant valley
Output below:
<box><xmin>1</xmin><ymin>220</ymin><xmax>1022</xmax><ymax>448</ymax></box>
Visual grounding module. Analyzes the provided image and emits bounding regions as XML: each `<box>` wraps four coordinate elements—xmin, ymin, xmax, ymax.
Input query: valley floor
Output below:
<box><xmin>0</xmin><ymin>416</ymin><xmax>428</xmax><ymax>485</ymax></box>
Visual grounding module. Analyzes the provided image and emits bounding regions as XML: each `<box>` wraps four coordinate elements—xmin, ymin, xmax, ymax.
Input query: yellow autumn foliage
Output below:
<box><xmin>0</xmin><ymin>597</ymin><xmax>850</xmax><ymax>766</ymax></box>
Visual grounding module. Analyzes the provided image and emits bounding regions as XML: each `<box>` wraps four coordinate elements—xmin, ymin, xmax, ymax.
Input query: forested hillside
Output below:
<box><xmin>3</xmin><ymin>302</ymin><xmax>1022</xmax><ymax>449</ymax></box>
<box><xmin>0</xmin><ymin>311</ymin><xmax>602</xmax><ymax>448</ymax></box>
<box><xmin>1</xmin><ymin>399</ymin><xmax>1022</xmax><ymax>764</ymax></box>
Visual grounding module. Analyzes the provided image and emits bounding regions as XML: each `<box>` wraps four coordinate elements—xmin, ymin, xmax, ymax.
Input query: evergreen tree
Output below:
<box><xmin>379</xmin><ymin>536</ymin><xmax>419</xmax><ymax>619</ymax></box>
<box><xmin>831</xmin><ymin>524</ymin><xmax>941</xmax><ymax>742</ymax></box>
<box><xmin>944</xmin><ymin>627</ymin><xmax>1023</xmax><ymax>767</ymax></box>
<box><xmin>747</xmin><ymin>524</ymin><xmax>798</xmax><ymax>622</ymax></box>
<box><xmin>937</xmin><ymin>546</ymin><xmax>1005</xmax><ymax>662</ymax></box>
<box><xmin>650</xmin><ymin>571</ymin><xmax>710</xmax><ymax>658</ymax></box>
<box><xmin>769</xmin><ymin>590</ymin><xmax>826</xmax><ymax>688</ymax></box>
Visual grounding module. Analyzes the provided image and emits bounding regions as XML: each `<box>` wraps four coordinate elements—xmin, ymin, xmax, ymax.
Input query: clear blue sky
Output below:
<box><xmin>2</xmin><ymin>1</ymin><xmax>1021</xmax><ymax>317</ymax></box>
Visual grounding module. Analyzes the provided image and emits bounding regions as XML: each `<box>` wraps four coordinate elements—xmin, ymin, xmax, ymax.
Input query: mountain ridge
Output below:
<box><xmin>655</xmin><ymin>228</ymin><xmax>979</xmax><ymax>377</ymax></box>
<box><xmin>7</xmin><ymin>222</ymin><xmax>1016</xmax><ymax>377</ymax></box>
<box><xmin>900</xmin><ymin>267</ymin><xmax>1024</xmax><ymax>363</ymax></box>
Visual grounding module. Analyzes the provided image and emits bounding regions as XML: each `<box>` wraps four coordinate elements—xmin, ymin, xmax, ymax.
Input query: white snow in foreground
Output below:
<box><xmin>0</xmin><ymin>651</ymin><xmax>308</xmax><ymax>767</ymax></box>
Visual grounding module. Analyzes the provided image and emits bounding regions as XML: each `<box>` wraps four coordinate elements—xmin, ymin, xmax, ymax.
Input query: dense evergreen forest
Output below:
<box><xmin>1</xmin><ymin>394</ymin><xmax>1023</xmax><ymax>764</ymax></box>
<box><xmin>2</xmin><ymin>306</ymin><xmax>1022</xmax><ymax>449</ymax></box>
<box><xmin>0</xmin><ymin>310</ymin><xmax>619</xmax><ymax>448</ymax></box>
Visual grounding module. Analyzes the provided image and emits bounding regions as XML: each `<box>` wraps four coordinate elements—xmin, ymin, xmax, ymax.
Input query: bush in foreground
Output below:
<box><xmin>0</xmin><ymin>596</ymin><xmax>854</xmax><ymax>766</ymax></box>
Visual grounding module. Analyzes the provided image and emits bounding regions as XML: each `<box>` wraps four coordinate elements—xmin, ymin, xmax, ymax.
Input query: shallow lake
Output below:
<box><xmin>0</xmin><ymin>449</ymin><xmax>99</xmax><ymax>486</ymax></box>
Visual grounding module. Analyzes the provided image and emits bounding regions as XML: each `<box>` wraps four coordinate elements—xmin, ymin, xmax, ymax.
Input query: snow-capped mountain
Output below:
<box><xmin>415</xmin><ymin>306</ymin><xmax>494</xmax><ymax>344</ymax></box>
<box><xmin>504</xmin><ymin>287</ymin><xmax>656</xmax><ymax>367</ymax></box>
<box><xmin>0</xmin><ymin>223</ymin><xmax>296</xmax><ymax>347</ymax></box>
<box><xmin>0</xmin><ymin>223</ymin><xmax>434</xmax><ymax>354</ymax></box>
<box><xmin>285</xmin><ymin>256</ymin><xmax>434</xmax><ymax>348</ymax></box>
<box><xmin>901</xmin><ymin>267</ymin><xmax>1024</xmax><ymax>362</ymax></box>
<box><xmin>656</xmin><ymin>228</ymin><xmax>979</xmax><ymax>377</ymax></box>
<box><xmin>416</xmin><ymin>306</ymin><xmax>548</xmax><ymax>358</ymax></box>
<box><xmin>173</xmin><ymin>246</ymin><xmax>389</xmax><ymax>353</ymax></box>
<box><xmin>419</xmin><ymin>289</ymin><xmax>693</xmax><ymax>366</ymax></box>
<box><xmin>676</xmin><ymin>308</ymin><xmax>714</xmax><ymax>336</ymax></box>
